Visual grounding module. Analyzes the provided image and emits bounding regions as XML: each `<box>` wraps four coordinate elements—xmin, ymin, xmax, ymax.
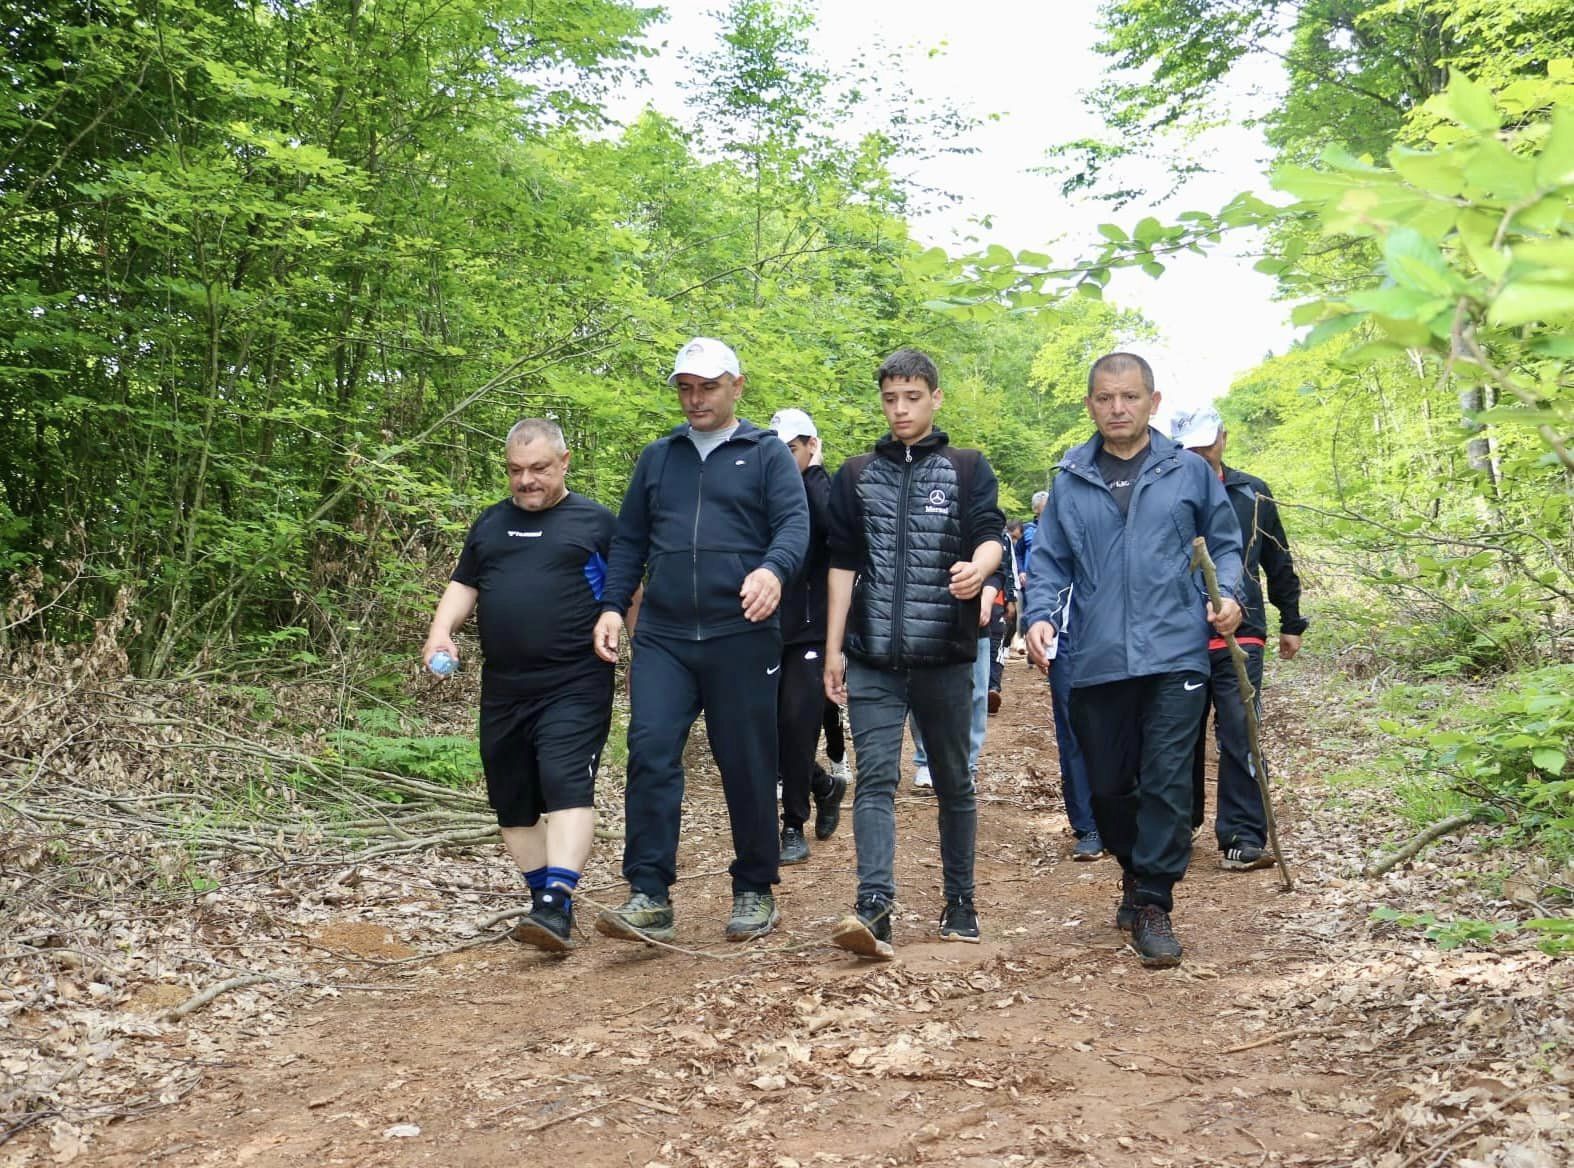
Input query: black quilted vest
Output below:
<box><xmin>845</xmin><ymin>435</ymin><xmax>980</xmax><ymax>669</ymax></box>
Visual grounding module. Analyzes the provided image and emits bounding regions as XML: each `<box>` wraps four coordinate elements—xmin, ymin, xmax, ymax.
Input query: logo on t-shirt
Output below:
<box><xmin>507</xmin><ymin>530</ymin><xmax>543</xmax><ymax>538</ymax></box>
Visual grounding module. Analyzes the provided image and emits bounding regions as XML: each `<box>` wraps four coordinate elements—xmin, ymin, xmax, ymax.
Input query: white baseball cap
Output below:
<box><xmin>1171</xmin><ymin>405</ymin><xmax>1224</xmax><ymax>449</ymax></box>
<box><xmin>668</xmin><ymin>336</ymin><xmax>741</xmax><ymax>384</ymax></box>
<box><xmin>769</xmin><ymin>408</ymin><xmax>817</xmax><ymax>444</ymax></box>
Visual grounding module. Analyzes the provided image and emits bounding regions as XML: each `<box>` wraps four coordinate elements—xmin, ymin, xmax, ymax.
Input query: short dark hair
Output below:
<box><xmin>876</xmin><ymin>347</ymin><xmax>940</xmax><ymax>392</ymax></box>
<box><xmin>1007</xmin><ymin>520</ymin><xmax>1024</xmax><ymax>536</ymax></box>
<box><xmin>1087</xmin><ymin>352</ymin><xmax>1155</xmax><ymax>396</ymax></box>
<box><xmin>506</xmin><ymin>417</ymin><xmax>567</xmax><ymax>453</ymax></box>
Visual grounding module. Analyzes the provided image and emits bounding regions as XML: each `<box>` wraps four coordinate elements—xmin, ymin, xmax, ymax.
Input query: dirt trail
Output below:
<box><xmin>64</xmin><ymin>660</ymin><xmax>1569</xmax><ymax>1168</ymax></box>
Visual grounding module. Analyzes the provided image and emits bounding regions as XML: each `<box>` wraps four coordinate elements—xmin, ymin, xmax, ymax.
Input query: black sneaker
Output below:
<box><xmin>780</xmin><ymin>825</ymin><xmax>810</xmax><ymax>865</ymax></box>
<box><xmin>831</xmin><ymin>897</ymin><xmax>894</xmax><ymax>961</ymax></box>
<box><xmin>1221</xmin><ymin>843</ymin><xmax>1275</xmax><ymax>871</ymax></box>
<box><xmin>1130</xmin><ymin>904</ymin><xmax>1183</xmax><ymax>968</ymax></box>
<box><xmin>510</xmin><ymin>889</ymin><xmax>574</xmax><ymax>953</ymax></box>
<box><xmin>1115</xmin><ymin>869</ymin><xmax>1138</xmax><ymax>932</ymax></box>
<box><xmin>938</xmin><ymin>897</ymin><xmax>981</xmax><ymax>943</ymax></box>
<box><xmin>812</xmin><ymin>770</ymin><xmax>847</xmax><ymax>841</ymax></box>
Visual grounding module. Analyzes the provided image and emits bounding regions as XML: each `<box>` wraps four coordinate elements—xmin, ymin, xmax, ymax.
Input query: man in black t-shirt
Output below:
<box><xmin>423</xmin><ymin>418</ymin><xmax>615</xmax><ymax>953</ymax></box>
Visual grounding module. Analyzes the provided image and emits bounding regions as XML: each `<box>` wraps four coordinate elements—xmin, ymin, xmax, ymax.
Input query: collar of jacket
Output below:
<box><xmin>1220</xmin><ymin>463</ymin><xmax>1257</xmax><ymax>489</ymax></box>
<box><xmin>1058</xmin><ymin>426</ymin><xmax>1183</xmax><ymax>484</ymax></box>
<box><xmin>874</xmin><ymin>428</ymin><xmax>950</xmax><ymax>462</ymax></box>
<box><xmin>660</xmin><ymin>418</ymin><xmax>771</xmax><ymax>445</ymax></box>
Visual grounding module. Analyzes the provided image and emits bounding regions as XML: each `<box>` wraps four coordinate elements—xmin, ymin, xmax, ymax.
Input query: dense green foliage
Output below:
<box><xmin>0</xmin><ymin>0</ymin><xmax>1138</xmax><ymax>670</ymax></box>
<box><xmin>1053</xmin><ymin>0</ymin><xmax>1574</xmax><ymax>863</ymax></box>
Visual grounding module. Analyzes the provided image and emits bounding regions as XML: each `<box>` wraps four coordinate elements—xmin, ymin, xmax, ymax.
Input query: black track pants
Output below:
<box><xmin>1069</xmin><ymin>673</ymin><xmax>1207</xmax><ymax>912</ymax></box>
<box><xmin>624</xmin><ymin>628</ymin><xmax>782</xmax><ymax>897</ymax></box>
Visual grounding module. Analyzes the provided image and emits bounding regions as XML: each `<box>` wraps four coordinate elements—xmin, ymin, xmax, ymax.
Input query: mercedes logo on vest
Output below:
<box><xmin>925</xmin><ymin>488</ymin><xmax>949</xmax><ymax>514</ymax></box>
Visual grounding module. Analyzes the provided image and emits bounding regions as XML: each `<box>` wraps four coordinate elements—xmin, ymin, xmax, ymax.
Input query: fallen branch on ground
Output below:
<box><xmin>1364</xmin><ymin>811</ymin><xmax>1485</xmax><ymax>878</ymax></box>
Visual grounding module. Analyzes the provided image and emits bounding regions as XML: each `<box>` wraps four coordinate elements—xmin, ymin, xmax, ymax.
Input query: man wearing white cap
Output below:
<box><xmin>769</xmin><ymin>407</ymin><xmax>847</xmax><ymax>864</ymax></box>
<box><xmin>593</xmin><ymin>337</ymin><xmax>810</xmax><ymax>944</ymax></box>
<box><xmin>1170</xmin><ymin>406</ymin><xmax>1308</xmax><ymax>872</ymax></box>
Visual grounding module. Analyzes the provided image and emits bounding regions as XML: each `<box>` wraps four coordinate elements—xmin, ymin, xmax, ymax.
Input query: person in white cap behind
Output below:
<box><xmin>1169</xmin><ymin>405</ymin><xmax>1308</xmax><ymax>872</ymax></box>
<box><xmin>767</xmin><ymin>407</ymin><xmax>847</xmax><ymax>866</ymax></box>
<box><xmin>593</xmin><ymin>337</ymin><xmax>810</xmax><ymax>944</ymax></box>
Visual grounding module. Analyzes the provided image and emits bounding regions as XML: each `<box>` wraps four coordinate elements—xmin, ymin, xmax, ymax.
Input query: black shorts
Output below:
<box><xmin>478</xmin><ymin>674</ymin><xmax>613</xmax><ymax>827</ymax></box>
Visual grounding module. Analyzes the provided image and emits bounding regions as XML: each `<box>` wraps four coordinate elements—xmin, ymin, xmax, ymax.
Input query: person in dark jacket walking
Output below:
<box><xmin>1171</xmin><ymin>407</ymin><xmax>1308</xmax><ymax>870</ymax></box>
<box><xmin>592</xmin><ymin>337</ymin><xmax>810</xmax><ymax>944</ymax></box>
<box><xmin>824</xmin><ymin>348</ymin><xmax>1005</xmax><ymax>959</ymax></box>
<box><xmin>769</xmin><ymin>407</ymin><xmax>847</xmax><ymax>864</ymax></box>
<box><xmin>1024</xmin><ymin>352</ymin><xmax>1245</xmax><ymax>968</ymax></box>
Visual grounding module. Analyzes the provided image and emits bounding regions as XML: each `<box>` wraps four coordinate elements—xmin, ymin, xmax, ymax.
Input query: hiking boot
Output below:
<box><xmin>1115</xmin><ymin>869</ymin><xmax>1138</xmax><ymax>932</ymax></box>
<box><xmin>510</xmin><ymin>891</ymin><xmax>574</xmax><ymax>954</ymax></box>
<box><xmin>912</xmin><ymin>765</ymin><xmax>933</xmax><ymax>792</ymax></box>
<box><xmin>1073</xmin><ymin>830</ymin><xmax>1107</xmax><ymax>862</ymax></box>
<box><xmin>812</xmin><ymin>770</ymin><xmax>847</xmax><ymax>840</ymax></box>
<box><xmin>1221</xmin><ymin>843</ymin><xmax>1275</xmax><ymax>871</ymax></box>
<box><xmin>1130</xmin><ymin>904</ymin><xmax>1183</xmax><ymax>968</ymax></box>
<box><xmin>831</xmin><ymin>897</ymin><xmax>894</xmax><ymax>961</ymax></box>
<box><xmin>987</xmin><ymin>688</ymin><xmax>1001</xmax><ymax>715</ymax></box>
<box><xmin>780</xmin><ymin>826</ymin><xmax>810</xmax><ymax>865</ymax></box>
<box><xmin>725</xmin><ymin>891</ymin><xmax>780</xmax><ymax>941</ymax></box>
<box><xmin>595</xmin><ymin>890</ymin><xmax>675</xmax><ymax>943</ymax></box>
<box><xmin>939</xmin><ymin>897</ymin><xmax>981</xmax><ymax>943</ymax></box>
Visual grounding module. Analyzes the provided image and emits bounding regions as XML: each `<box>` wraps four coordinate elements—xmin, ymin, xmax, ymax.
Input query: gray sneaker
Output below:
<box><xmin>595</xmin><ymin>891</ymin><xmax>675</xmax><ymax>943</ymax></box>
<box><xmin>725</xmin><ymin>891</ymin><xmax>780</xmax><ymax>941</ymax></box>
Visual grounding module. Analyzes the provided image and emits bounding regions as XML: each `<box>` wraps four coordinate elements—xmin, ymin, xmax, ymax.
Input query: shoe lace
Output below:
<box><xmin>735</xmin><ymin>891</ymin><xmax>766</xmax><ymax>913</ymax></box>
<box><xmin>1138</xmin><ymin>906</ymin><xmax>1174</xmax><ymax>940</ymax></box>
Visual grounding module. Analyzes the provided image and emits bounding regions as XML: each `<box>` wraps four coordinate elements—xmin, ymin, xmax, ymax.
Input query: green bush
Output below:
<box><xmin>1383</xmin><ymin>664</ymin><xmax>1574</xmax><ymax>855</ymax></box>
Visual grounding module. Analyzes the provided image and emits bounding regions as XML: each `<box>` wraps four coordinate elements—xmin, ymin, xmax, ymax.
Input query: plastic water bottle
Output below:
<box><xmin>428</xmin><ymin>650</ymin><xmax>456</xmax><ymax>677</ymax></box>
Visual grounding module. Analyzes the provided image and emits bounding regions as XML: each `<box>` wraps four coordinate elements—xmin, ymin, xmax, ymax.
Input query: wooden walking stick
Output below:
<box><xmin>1190</xmin><ymin>537</ymin><xmax>1295</xmax><ymax>892</ymax></box>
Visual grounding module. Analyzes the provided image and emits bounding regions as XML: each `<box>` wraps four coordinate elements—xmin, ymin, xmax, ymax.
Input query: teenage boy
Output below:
<box><xmin>1024</xmin><ymin>353</ymin><xmax>1245</xmax><ymax>968</ymax></box>
<box><xmin>824</xmin><ymin>348</ymin><xmax>1004</xmax><ymax>959</ymax></box>
<box><xmin>769</xmin><ymin>407</ymin><xmax>847</xmax><ymax>863</ymax></box>
<box><xmin>593</xmin><ymin>338</ymin><xmax>809</xmax><ymax>944</ymax></box>
<box><xmin>423</xmin><ymin>419</ymin><xmax>614</xmax><ymax>952</ymax></box>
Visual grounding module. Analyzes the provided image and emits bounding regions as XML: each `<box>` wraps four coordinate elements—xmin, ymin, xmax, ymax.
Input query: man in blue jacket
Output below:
<box><xmin>592</xmin><ymin>337</ymin><xmax>810</xmax><ymax>944</ymax></box>
<box><xmin>1024</xmin><ymin>352</ymin><xmax>1245</xmax><ymax>968</ymax></box>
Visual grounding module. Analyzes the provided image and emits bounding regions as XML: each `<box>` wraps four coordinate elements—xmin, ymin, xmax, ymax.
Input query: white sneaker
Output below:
<box><xmin>912</xmin><ymin>765</ymin><xmax>933</xmax><ymax>790</ymax></box>
<box><xmin>828</xmin><ymin>758</ymin><xmax>851</xmax><ymax>783</ymax></box>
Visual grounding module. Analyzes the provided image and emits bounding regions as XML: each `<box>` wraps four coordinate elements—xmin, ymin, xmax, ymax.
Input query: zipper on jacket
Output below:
<box><xmin>691</xmin><ymin>454</ymin><xmax>706</xmax><ymax>640</ymax></box>
<box><xmin>891</xmin><ymin>448</ymin><xmax>916</xmax><ymax>661</ymax></box>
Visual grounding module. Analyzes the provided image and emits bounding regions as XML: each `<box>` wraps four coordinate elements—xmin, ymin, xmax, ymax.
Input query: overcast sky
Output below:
<box><xmin>608</xmin><ymin>0</ymin><xmax>1295</xmax><ymax>417</ymax></box>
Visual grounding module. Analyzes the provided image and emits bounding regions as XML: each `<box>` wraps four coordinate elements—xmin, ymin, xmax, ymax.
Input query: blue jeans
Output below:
<box><xmin>911</xmin><ymin>635</ymin><xmax>990</xmax><ymax>777</ymax></box>
<box><xmin>1049</xmin><ymin>654</ymin><xmax>1096</xmax><ymax>837</ymax></box>
<box><xmin>847</xmin><ymin>658</ymin><xmax>977</xmax><ymax>904</ymax></box>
